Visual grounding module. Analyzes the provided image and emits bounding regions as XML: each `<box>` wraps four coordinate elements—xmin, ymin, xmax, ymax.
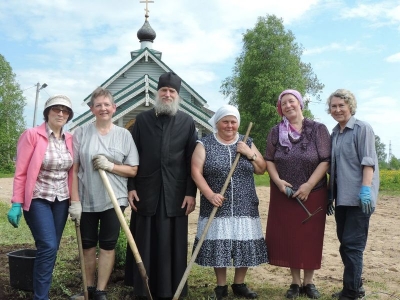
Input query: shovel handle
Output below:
<box><xmin>98</xmin><ymin>169</ymin><xmax>153</xmax><ymax>300</ymax></box>
<box><xmin>75</xmin><ymin>221</ymin><xmax>89</xmax><ymax>300</ymax></box>
<box><xmin>173</xmin><ymin>122</ymin><xmax>253</xmax><ymax>300</ymax></box>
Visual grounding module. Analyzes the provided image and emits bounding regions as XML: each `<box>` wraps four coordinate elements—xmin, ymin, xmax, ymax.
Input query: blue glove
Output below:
<box><xmin>327</xmin><ymin>189</ymin><xmax>335</xmax><ymax>216</ymax></box>
<box><xmin>327</xmin><ymin>202</ymin><xmax>335</xmax><ymax>216</ymax></box>
<box><xmin>359</xmin><ymin>185</ymin><xmax>372</xmax><ymax>214</ymax></box>
<box><xmin>7</xmin><ymin>203</ymin><xmax>22</xmax><ymax>228</ymax></box>
<box><xmin>285</xmin><ymin>186</ymin><xmax>294</xmax><ymax>198</ymax></box>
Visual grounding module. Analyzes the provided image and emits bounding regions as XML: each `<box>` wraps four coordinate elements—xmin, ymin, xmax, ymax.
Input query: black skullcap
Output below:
<box><xmin>157</xmin><ymin>72</ymin><xmax>181</xmax><ymax>93</ymax></box>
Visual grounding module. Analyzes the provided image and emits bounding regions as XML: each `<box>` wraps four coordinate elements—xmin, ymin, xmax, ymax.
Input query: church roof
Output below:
<box><xmin>137</xmin><ymin>19</ymin><xmax>156</xmax><ymax>42</ymax></box>
<box><xmin>70</xmin><ymin>73</ymin><xmax>213</xmax><ymax>131</ymax></box>
<box><xmin>70</xmin><ymin>1</ymin><xmax>214</xmax><ymax>134</ymax></box>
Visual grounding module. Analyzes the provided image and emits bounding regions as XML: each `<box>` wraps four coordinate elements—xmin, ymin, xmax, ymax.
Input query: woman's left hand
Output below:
<box><xmin>293</xmin><ymin>182</ymin><xmax>313</xmax><ymax>201</ymax></box>
<box><xmin>236</xmin><ymin>141</ymin><xmax>252</xmax><ymax>158</ymax></box>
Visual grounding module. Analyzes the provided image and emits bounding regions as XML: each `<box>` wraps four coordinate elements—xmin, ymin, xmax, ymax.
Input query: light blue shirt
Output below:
<box><xmin>329</xmin><ymin>116</ymin><xmax>379</xmax><ymax>208</ymax></box>
<box><xmin>73</xmin><ymin>123</ymin><xmax>139</xmax><ymax>212</ymax></box>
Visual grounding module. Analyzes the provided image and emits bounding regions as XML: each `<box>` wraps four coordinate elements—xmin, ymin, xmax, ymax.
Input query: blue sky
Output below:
<box><xmin>1</xmin><ymin>0</ymin><xmax>399</xmax><ymax>158</ymax></box>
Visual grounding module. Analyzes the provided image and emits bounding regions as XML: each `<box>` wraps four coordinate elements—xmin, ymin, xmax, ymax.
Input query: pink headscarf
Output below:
<box><xmin>276</xmin><ymin>89</ymin><xmax>304</xmax><ymax>117</ymax></box>
<box><xmin>276</xmin><ymin>89</ymin><xmax>304</xmax><ymax>150</ymax></box>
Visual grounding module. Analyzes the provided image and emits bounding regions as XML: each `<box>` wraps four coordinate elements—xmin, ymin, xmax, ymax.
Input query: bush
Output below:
<box><xmin>0</xmin><ymin>159</ymin><xmax>15</xmax><ymax>174</ymax></box>
<box><xmin>380</xmin><ymin>169</ymin><xmax>400</xmax><ymax>191</ymax></box>
<box><xmin>115</xmin><ymin>229</ymin><xmax>127</xmax><ymax>268</ymax></box>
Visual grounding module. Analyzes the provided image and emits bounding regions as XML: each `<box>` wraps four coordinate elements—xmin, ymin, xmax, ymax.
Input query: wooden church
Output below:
<box><xmin>70</xmin><ymin>1</ymin><xmax>214</xmax><ymax>136</ymax></box>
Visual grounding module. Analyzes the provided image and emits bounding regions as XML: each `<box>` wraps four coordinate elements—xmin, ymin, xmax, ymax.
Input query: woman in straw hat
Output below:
<box><xmin>8</xmin><ymin>95</ymin><xmax>81</xmax><ymax>300</ymax></box>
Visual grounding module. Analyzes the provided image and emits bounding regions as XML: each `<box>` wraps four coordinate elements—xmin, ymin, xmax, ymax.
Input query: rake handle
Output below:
<box><xmin>173</xmin><ymin>122</ymin><xmax>253</xmax><ymax>300</ymax></box>
<box><xmin>75</xmin><ymin>221</ymin><xmax>89</xmax><ymax>300</ymax></box>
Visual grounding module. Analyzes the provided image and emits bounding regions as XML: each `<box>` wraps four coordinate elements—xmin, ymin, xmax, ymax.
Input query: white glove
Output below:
<box><xmin>92</xmin><ymin>154</ymin><xmax>114</xmax><ymax>172</ymax></box>
<box><xmin>69</xmin><ymin>201</ymin><xmax>82</xmax><ymax>225</ymax></box>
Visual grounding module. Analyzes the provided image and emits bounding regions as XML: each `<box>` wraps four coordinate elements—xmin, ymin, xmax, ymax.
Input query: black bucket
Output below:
<box><xmin>7</xmin><ymin>249</ymin><xmax>36</xmax><ymax>291</ymax></box>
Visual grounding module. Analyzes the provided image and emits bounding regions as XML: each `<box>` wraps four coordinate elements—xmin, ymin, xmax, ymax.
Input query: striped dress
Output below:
<box><xmin>193</xmin><ymin>134</ymin><xmax>268</xmax><ymax>267</ymax></box>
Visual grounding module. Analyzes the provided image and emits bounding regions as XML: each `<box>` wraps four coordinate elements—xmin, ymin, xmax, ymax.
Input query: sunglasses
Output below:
<box><xmin>51</xmin><ymin>106</ymin><xmax>71</xmax><ymax>115</ymax></box>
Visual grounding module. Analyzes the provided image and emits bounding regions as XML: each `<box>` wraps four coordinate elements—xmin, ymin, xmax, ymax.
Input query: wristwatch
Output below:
<box><xmin>249</xmin><ymin>153</ymin><xmax>257</xmax><ymax>161</ymax></box>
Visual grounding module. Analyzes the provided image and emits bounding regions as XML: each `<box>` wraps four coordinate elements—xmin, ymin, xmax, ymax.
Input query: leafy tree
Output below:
<box><xmin>375</xmin><ymin>135</ymin><xmax>387</xmax><ymax>167</ymax></box>
<box><xmin>389</xmin><ymin>155</ymin><xmax>400</xmax><ymax>170</ymax></box>
<box><xmin>0</xmin><ymin>54</ymin><xmax>26</xmax><ymax>172</ymax></box>
<box><xmin>221</xmin><ymin>15</ymin><xmax>324</xmax><ymax>154</ymax></box>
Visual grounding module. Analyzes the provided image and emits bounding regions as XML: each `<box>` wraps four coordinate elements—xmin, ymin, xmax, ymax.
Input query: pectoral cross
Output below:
<box><xmin>140</xmin><ymin>0</ymin><xmax>154</xmax><ymax>20</ymax></box>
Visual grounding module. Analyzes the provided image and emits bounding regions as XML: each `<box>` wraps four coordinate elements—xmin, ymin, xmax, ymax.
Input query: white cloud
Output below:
<box><xmin>304</xmin><ymin>42</ymin><xmax>360</xmax><ymax>55</ymax></box>
<box><xmin>340</xmin><ymin>1</ymin><xmax>400</xmax><ymax>25</ymax></box>
<box><xmin>386</xmin><ymin>52</ymin><xmax>400</xmax><ymax>62</ymax></box>
<box><xmin>2</xmin><ymin>0</ymin><xmax>400</xmax><ymax>157</ymax></box>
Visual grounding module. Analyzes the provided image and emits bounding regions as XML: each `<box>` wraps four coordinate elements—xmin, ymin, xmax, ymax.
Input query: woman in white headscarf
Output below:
<box><xmin>191</xmin><ymin>104</ymin><xmax>268</xmax><ymax>300</ymax></box>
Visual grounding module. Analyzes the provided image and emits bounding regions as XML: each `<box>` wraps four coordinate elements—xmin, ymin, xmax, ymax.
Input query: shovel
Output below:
<box><xmin>173</xmin><ymin>122</ymin><xmax>253</xmax><ymax>300</ymax></box>
<box><xmin>285</xmin><ymin>186</ymin><xmax>322</xmax><ymax>224</ymax></box>
<box><xmin>98</xmin><ymin>169</ymin><xmax>153</xmax><ymax>300</ymax></box>
<box><xmin>75</xmin><ymin>220</ymin><xmax>89</xmax><ymax>300</ymax></box>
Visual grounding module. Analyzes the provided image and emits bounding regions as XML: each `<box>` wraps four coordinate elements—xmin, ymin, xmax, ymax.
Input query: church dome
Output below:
<box><xmin>137</xmin><ymin>20</ymin><xmax>156</xmax><ymax>42</ymax></box>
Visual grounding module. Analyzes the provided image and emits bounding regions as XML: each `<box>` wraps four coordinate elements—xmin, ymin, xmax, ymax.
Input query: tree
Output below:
<box><xmin>0</xmin><ymin>54</ymin><xmax>26</xmax><ymax>172</ymax></box>
<box><xmin>221</xmin><ymin>15</ymin><xmax>324</xmax><ymax>154</ymax></box>
<box><xmin>389</xmin><ymin>155</ymin><xmax>400</xmax><ymax>170</ymax></box>
<box><xmin>375</xmin><ymin>135</ymin><xmax>387</xmax><ymax>167</ymax></box>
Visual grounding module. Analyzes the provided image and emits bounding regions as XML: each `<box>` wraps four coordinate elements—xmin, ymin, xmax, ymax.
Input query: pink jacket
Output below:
<box><xmin>11</xmin><ymin>122</ymin><xmax>74</xmax><ymax>211</ymax></box>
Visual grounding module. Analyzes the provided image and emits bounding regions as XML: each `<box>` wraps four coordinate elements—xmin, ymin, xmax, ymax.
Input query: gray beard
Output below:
<box><xmin>154</xmin><ymin>95</ymin><xmax>180</xmax><ymax>116</ymax></box>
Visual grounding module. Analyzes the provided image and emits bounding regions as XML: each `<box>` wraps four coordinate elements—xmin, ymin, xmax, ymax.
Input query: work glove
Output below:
<box><xmin>327</xmin><ymin>189</ymin><xmax>335</xmax><ymax>216</ymax></box>
<box><xmin>69</xmin><ymin>201</ymin><xmax>82</xmax><ymax>225</ymax></box>
<box><xmin>7</xmin><ymin>203</ymin><xmax>22</xmax><ymax>228</ymax></box>
<box><xmin>327</xmin><ymin>202</ymin><xmax>335</xmax><ymax>216</ymax></box>
<box><xmin>285</xmin><ymin>186</ymin><xmax>294</xmax><ymax>198</ymax></box>
<box><xmin>359</xmin><ymin>185</ymin><xmax>372</xmax><ymax>214</ymax></box>
<box><xmin>92</xmin><ymin>154</ymin><xmax>114</xmax><ymax>172</ymax></box>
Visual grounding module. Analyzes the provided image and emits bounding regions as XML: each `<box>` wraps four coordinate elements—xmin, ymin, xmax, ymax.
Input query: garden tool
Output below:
<box><xmin>285</xmin><ymin>186</ymin><xmax>322</xmax><ymax>224</ymax></box>
<box><xmin>73</xmin><ymin>220</ymin><xmax>88</xmax><ymax>300</ymax></box>
<box><xmin>98</xmin><ymin>169</ymin><xmax>153</xmax><ymax>300</ymax></box>
<box><xmin>173</xmin><ymin>122</ymin><xmax>253</xmax><ymax>300</ymax></box>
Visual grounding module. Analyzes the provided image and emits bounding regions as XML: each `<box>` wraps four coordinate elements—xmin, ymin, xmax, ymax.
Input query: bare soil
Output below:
<box><xmin>1</xmin><ymin>178</ymin><xmax>400</xmax><ymax>299</ymax></box>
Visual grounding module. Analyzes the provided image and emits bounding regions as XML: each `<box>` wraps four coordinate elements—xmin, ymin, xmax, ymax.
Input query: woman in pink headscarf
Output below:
<box><xmin>265</xmin><ymin>89</ymin><xmax>331</xmax><ymax>299</ymax></box>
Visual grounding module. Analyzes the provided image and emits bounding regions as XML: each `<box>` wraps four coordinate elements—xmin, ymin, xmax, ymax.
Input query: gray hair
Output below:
<box><xmin>89</xmin><ymin>87</ymin><xmax>114</xmax><ymax>107</ymax></box>
<box><xmin>326</xmin><ymin>89</ymin><xmax>357</xmax><ymax>115</ymax></box>
<box><xmin>154</xmin><ymin>94</ymin><xmax>181</xmax><ymax>116</ymax></box>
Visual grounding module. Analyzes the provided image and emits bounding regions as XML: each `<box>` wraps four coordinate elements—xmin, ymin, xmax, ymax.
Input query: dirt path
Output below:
<box><xmin>1</xmin><ymin>178</ymin><xmax>399</xmax><ymax>296</ymax></box>
<box><xmin>0</xmin><ymin>178</ymin><xmax>13</xmax><ymax>204</ymax></box>
<box><xmin>189</xmin><ymin>186</ymin><xmax>400</xmax><ymax>295</ymax></box>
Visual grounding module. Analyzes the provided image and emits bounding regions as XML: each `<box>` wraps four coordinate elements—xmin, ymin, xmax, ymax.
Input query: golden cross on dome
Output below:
<box><xmin>140</xmin><ymin>0</ymin><xmax>154</xmax><ymax>20</ymax></box>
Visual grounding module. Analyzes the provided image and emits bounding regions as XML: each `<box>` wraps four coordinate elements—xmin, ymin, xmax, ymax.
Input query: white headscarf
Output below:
<box><xmin>208</xmin><ymin>104</ymin><xmax>240</xmax><ymax>133</ymax></box>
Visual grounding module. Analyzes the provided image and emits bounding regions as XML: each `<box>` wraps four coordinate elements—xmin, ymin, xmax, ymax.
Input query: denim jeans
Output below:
<box><xmin>23</xmin><ymin>198</ymin><xmax>69</xmax><ymax>300</ymax></box>
<box><xmin>335</xmin><ymin>206</ymin><xmax>372</xmax><ymax>299</ymax></box>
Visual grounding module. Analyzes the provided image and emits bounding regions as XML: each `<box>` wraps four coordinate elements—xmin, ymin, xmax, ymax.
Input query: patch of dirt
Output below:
<box><xmin>0</xmin><ymin>177</ymin><xmax>13</xmax><ymax>205</ymax></box>
<box><xmin>188</xmin><ymin>186</ymin><xmax>400</xmax><ymax>296</ymax></box>
<box><xmin>1</xmin><ymin>178</ymin><xmax>400</xmax><ymax>299</ymax></box>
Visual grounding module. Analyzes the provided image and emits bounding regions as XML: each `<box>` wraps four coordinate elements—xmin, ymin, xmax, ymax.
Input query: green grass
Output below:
<box><xmin>1</xmin><ymin>200</ymin><xmax>398</xmax><ymax>300</ymax></box>
<box><xmin>1</xmin><ymin>177</ymin><xmax>399</xmax><ymax>299</ymax></box>
<box><xmin>0</xmin><ymin>203</ymin><xmax>34</xmax><ymax>245</ymax></box>
<box><xmin>254</xmin><ymin>172</ymin><xmax>270</xmax><ymax>187</ymax></box>
<box><xmin>0</xmin><ymin>173</ymin><xmax>14</xmax><ymax>178</ymax></box>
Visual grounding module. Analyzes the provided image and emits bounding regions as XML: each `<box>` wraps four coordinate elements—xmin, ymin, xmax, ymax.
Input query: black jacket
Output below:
<box><xmin>128</xmin><ymin>109</ymin><xmax>197</xmax><ymax>216</ymax></box>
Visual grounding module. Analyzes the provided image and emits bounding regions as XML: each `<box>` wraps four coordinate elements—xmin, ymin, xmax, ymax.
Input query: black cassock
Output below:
<box><xmin>125</xmin><ymin>109</ymin><xmax>197</xmax><ymax>298</ymax></box>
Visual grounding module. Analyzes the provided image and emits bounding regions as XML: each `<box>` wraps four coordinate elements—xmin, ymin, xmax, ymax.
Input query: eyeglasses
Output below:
<box><xmin>51</xmin><ymin>107</ymin><xmax>71</xmax><ymax>115</ymax></box>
